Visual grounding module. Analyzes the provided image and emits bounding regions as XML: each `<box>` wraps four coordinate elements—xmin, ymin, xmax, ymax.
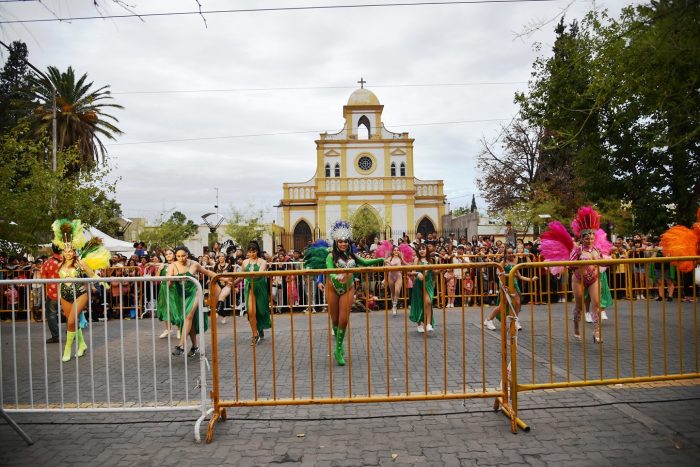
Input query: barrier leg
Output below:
<box><xmin>0</xmin><ymin>408</ymin><xmax>34</xmax><ymax>446</ymax></box>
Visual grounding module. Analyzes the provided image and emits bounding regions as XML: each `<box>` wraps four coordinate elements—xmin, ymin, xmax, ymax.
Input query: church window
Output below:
<box><xmin>400</xmin><ymin>162</ymin><xmax>406</xmax><ymax>176</ymax></box>
<box><xmin>334</xmin><ymin>163</ymin><xmax>340</xmax><ymax>177</ymax></box>
<box><xmin>357</xmin><ymin>115</ymin><xmax>370</xmax><ymax>140</ymax></box>
<box><xmin>390</xmin><ymin>162</ymin><xmax>396</xmax><ymax>177</ymax></box>
<box><xmin>358</xmin><ymin>156</ymin><xmax>373</xmax><ymax>171</ymax></box>
<box><xmin>325</xmin><ymin>163</ymin><xmax>331</xmax><ymax>177</ymax></box>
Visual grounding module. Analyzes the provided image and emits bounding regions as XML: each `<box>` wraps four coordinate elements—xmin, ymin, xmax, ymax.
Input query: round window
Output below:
<box><xmin>358</xmin><ymin>156</ymin><xmax>373</xmax><ymax>171</ymax></box>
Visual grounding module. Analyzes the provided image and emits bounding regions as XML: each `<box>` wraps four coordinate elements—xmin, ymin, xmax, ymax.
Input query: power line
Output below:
<box><xmin>111</xmin><ymin>81</ymin><xmax>527</xmax><ymax>96</ymax></box>
<box><xmin>0</xmin><ymin>0</ymin><xmax>561</xmax><ymax>24</ymax></box>
<box><xmin>106</xmin><ymin>118</ymin><xmax>509</xmax><ymax>146</ymax></box>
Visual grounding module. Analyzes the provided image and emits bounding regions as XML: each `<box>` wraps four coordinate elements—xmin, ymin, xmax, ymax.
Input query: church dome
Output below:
<box><xmin>347</xmin><ymin>88</ymin><xmax>380</xmax><ymax>106</ymax></box>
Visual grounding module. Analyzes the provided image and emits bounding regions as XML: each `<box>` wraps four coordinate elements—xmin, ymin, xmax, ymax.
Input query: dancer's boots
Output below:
<box><xmin>77</xmin><ymin>329</ymin><xmax>88</xmax><ymax>357</ymax></box>
<box><xmin>62</xmin><ymin>331</ymin><xmax>76</xmax><ymax>362</ymax></box>
<box><xmin>334</xmin><ymin>328</ymin><xmax>346</xmax><ymax>366</ymax></box>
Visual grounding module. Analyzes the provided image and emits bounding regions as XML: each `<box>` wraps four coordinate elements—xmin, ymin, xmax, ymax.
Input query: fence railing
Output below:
<box><xmin>205</xmin><ymin>261</ymin><xmax>522</xmax><ymax>442</ymax></box>
<box><xmin>506</xmin><ymin>255</ymin><xmax>700</xmax><ymax>431</ymax></box>
<box><xmin>0</xmin><ymin>275</ymin><xmax>210</xmax><ymax>442</ymax></box>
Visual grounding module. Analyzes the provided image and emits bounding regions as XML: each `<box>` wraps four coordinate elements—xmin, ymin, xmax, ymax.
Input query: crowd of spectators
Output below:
<box><xmin>0</xmin><ymin>231</ymin><xmax>698</xmax><ymax>321</ymax></box>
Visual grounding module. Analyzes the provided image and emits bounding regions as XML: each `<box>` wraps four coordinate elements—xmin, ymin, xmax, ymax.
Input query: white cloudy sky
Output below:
<box><xmin>1</xmin><ymin>0</ymin><xmax>636</xmax><ymax>225</ymax></box>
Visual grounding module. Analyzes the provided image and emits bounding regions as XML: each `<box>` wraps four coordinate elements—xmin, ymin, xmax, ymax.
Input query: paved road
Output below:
<box><xmin>1</xmin><ymin>299</ymin><xmax>699</xmax><ymax>466</ymax></box>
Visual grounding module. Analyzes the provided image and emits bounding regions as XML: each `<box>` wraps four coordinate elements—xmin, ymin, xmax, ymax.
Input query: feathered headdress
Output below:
<box><xmin>660</xmin><ymin>206</ymin><xmax>700</xmax><ymax>273</ymax></box>
<box><xmin>50</xmin><ymin>219</ymin><xmax>110</xmax><ymax>270</ymax></box>
<box><xmin>330</xmin><ymin>220</ymin><xmax>352</xmax><ymax>242</ymax></box>
<box><xmin>51</xmin><ymin>219</ymin><xmax>87</xmax><ymax>251</ymax></box>
<box><xmin>374</xmin><ymin>240</ymin><xmax>393</xmax><ymax>259</ymax></box>
<box><xmin>571</xmin><ymin>206</ymin><xmax>600</xmax><ymax>238</ymax></box>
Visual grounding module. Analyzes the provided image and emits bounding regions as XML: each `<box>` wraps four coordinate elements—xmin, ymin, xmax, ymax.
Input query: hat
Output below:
<box><xmin>457</xmin><ymin>244</ymin><xmax>466</xmax><ymax>250</ymax></box>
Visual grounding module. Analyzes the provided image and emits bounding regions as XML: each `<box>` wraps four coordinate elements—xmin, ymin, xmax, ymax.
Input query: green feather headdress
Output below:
<box><xmin>51</xmin><ymin>219</ymin><xmax>87</xmax><ymax>251</ymax></box>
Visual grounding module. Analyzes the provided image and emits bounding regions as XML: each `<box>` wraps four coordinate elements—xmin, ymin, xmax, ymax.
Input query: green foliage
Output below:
<box><xmin>0</xmin><ymin>123</ymin><xmax>121</xmax><ymax>254</ymax></box>
<box><xmin>452</xmin><ymin>206</ymin><xmax>470</xmax><ymax>216</ymax></box>
<box><xmin>512</xmin><ymin>1</ymin><xmax>700</xmax><ymax>233</ymax></box>
<box><xmin>349</xmin><ymin>206</ymin><xmax>383</xmax><ymax>243</ymax></box>
<box><xmin>140</xmin><ymin>211</ymin><xmax>198</xmax><ymax>250</ymax></box>
<box><xmin>224</xmin><ymin>205</ymin><xmax>269</xmax><ymax>250</ymax></box>
<box><xmin>0</xmin><ymin>40</ymin><xmax>32</xmax><ymax>134</ymax></box>
<box><xmin>29</xmin><ymin>65</ymin><xmax>123</xmax><ymax>175</ymax></box>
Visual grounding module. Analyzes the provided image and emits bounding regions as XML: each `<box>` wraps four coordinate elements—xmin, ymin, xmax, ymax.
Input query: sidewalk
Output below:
<box><xmin>2</xmin><ymin>382</ymin><xmax>699</xmax><ymax>466</ymax></box>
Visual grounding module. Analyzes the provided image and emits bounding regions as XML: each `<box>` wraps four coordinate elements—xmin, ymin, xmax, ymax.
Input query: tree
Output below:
<box><xmin>140</xmin><ymin>211</ymin><xmax>198</xmax><ymax>250</ymax></box>
<box><xmin>0</xmin><ymin>123</ymin><xmax>121</xmax><ymax>253</ymax></box>
<box><xmin>29</xmin><ymin>66</ymin><xmax>124</xmax><ymax>174</ymax></box>
<box><xmin>512</xmin><ymin>2</ymin><xmax>700</xmax><ymax>233</ymax></box>
<box><xmin>224</xmin><ymin>206</ymin><xmax>269</xmax><ymax>250</ymax></box>
<box><xmin>477</xmin><ymin>119</ymin><xmax>550</xmax><ymax>217</ymax></box>
<box><xmin>0</xmin><ymin>40</ymin><xmax>32</xmax><ymax>134</ymax></box>
<box><xmin>349</xmin><ymin>206</ymin><xmax>383</xmax><ymax>244</ymax></box>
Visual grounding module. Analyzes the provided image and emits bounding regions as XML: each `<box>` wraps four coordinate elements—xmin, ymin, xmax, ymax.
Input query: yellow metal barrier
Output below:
<box><xmin>205</xmin><ymin>262</ymin><xmax>524</xmax><ymax>442</ymax></box>
<box><xmin>507</xmin><ymin>255</ymin><xmax>700</xmax><ymax>431</ymax></box>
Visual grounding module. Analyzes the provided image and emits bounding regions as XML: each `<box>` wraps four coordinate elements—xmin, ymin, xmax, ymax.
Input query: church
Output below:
<box><xmin>276</xmin><ymin>81</ymin><xmax>446</xmax><ymax>251</ymax></box>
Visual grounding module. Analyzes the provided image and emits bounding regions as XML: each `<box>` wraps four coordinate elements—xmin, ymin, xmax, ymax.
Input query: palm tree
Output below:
<box><xmin>30</xmin><ymin>66</ymin><xmax>123</xmax><ymax>173</ymax></box>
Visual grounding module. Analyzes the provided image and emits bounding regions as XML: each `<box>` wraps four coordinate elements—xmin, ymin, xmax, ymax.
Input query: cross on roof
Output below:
<box><xmin>357</xmin><ymin>77</ymin><xmax>366</xmax><ymax>89</ymax></box>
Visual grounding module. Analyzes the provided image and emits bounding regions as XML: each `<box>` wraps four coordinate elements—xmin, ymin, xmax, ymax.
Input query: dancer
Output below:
<box><xmin>213</xmin><ymin>253</ymin><xmax>233</xmax><ymax>324</ymax></box>
<box><xmin>410</xmin><ymin>244</ymin><xmax>435</xmax><ymax>333</ymax></box>
<box><xmin>232</xmin><ymin>241</ymin><xmax>272</xmax><ymax>345</ymax></box>
<box><xmin>52</xmin><ymin>219</ymin><xmax>110</xmax><ymax>362</ymax></box>
<box><xmin>168</xmin><ymin>246</ymin><xmax>218</xmax><ymax>356</ymax></box>
<box><xmin>303</xmin><ymin>221</ymin><xmax>384</xmax><ymax>365</ymax></box>
<box><xmin>540</xmin><ymin>207</ymin><xmax>612</xmax><ymax>343</ymax></box>
<box><xmin>148</xmin><ymin>249</ymin><xmax>177</xmax><ymax>339</ymax></box>
<box><xmin>375</xmin><ymin>241</ymin><xmax>414</xmax><ymax>316</ymax></box>
<box><xmin>483</xmin><ymin>248</ymin><xmax>537</xmax><ymax>331</ymax></box>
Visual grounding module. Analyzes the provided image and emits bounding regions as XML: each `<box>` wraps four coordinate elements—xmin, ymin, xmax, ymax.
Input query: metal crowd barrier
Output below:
<box><xmin>205</xmin><ymin>261</ymin><xmax>523</xmax><ymax>442</ymax></box>
<box><xmin>0</xmin><ymin>275</ymin><xmax>211</xmax><ymax>442</ymax></box>
<box><xmin>506</xmin><ymin>255</ymin><xmax>700</xmax><ymax>432</ymax></box>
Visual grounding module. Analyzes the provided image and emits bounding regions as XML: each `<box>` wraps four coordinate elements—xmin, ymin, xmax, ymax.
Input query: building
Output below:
<box><xmin>276</xmin><ymin>83</ymin><xmax>446</xmax><ymax>251</ymax></box>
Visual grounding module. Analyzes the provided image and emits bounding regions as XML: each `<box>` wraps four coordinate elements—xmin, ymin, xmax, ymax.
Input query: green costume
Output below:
<box><xmin>164</xmin><ymin>271</ymin><xmax>208</xmax><ymax>333</ymax></box>
<box><xmin>155</xmin><ymin>265</ymin><xmax>171</xmax><ymax>322</ymax></box>
<box><xmin>244</xmin><ymin>262</ymin><xmax>272</xmax><ymax>332</ymax></box>
<box><xmin>325</xmin><ymin>250</ymin><xmax>383</xmax><ymax>366</ymax></box>
<box><xmin>325</xmin><ymin>253</ymin><xmax>384</xmax><ymax>295</ymax></box>
<box><xmin>409</xmin><ymin>260</ymin><xmax>435</xmax><ymax>325</ymax></box>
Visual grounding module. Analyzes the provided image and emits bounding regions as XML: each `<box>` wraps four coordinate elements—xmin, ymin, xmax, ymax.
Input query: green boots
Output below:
<box><xmin>334</xmin><ymin>328</ymin><xmax>346</xmax><ymax>366</ymax></box>
<box><xmin>77</xmin><ymin>329</ymin><xmax>88</xmax><ymax>357</ymax></box>
<box><xmin>62</xmin><ymin>330</ymin><xmax>88</xmax><ymax>362</ymax></box>
<box><xmin>62</xmin><ymin>331</ymin><xmax>75</xmax><ymax>362</ymax></box>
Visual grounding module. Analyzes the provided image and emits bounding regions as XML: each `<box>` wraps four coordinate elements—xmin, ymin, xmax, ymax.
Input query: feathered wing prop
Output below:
<box><xmin>660</xmin><ymin>207</ymin><xmax>700</xmax><ymax>273</ymax></box>
<box><xmin>80</xmin><ymin>237</ymin><xmax>111</xmax><ymax>271</ymax></box>
<box><xmin>398</xmin><ymin>243</ymin><xmax>415</xmax><ymax>263</ymax></box>
<box><xmin>374</xmin><ymin>240</ymin><xmax>394</xmax><ymax>259</ymax></box>
<box><xmin>304</xmin><ymin>239</ymin><xmax>331</xmax><ymax>270</ymax></box>
<box><xmin>540</xmin><ymin>221</ymin><xmax>575</xmax><ymax>275</ymax></box>
<box><xmin>593</xmin><ymin>229</ymin><xmax>613</xmax><ymax>256</ymax></box>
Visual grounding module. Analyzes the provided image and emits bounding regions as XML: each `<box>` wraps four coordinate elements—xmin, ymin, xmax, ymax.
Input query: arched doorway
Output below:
<box><xmin>350</xmin><ymin>205</ymin><xmax>382</xmax><ymax>247</ymax></box>
<box><xmin>416</xmin><ymin>217</ymin><xmax>435</xmax><ymax>238</ymax></box>
<box><xmin>293</xmin><ymin>220</ymin><xmax>312</xmax><ymax>253</ymax></box>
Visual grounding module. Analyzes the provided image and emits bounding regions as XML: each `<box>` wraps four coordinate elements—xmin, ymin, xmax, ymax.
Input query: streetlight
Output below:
<box><xmin>201</xmin><ymin>212</ymin><xmax>225</xmax><ymax>250</ymax></box>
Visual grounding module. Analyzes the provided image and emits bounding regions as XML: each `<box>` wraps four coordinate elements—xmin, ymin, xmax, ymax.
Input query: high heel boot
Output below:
<box><xmin>334</xmin><ymin>328</ymin><xmax>346</xmax><ymax>366</ymax></box>
<box><xmin>62</xmin><ymin>331</ymin><xmax>76</xmax><ymax>362</ymax></box>
<box><xmin>77</xmin><ymin>329</ymin><xmax>88</xmax><ymax>357</ymax></box>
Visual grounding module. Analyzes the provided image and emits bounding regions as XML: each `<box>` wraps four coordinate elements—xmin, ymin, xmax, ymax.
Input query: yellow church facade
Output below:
<box><xmin>277</xmin><ymin>86</ymin><xmax>446</xmax><ymax>250</ymax></box>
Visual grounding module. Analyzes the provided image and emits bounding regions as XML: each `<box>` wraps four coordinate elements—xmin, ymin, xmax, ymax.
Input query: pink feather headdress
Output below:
<box><xmin>374</xmin><ymin>240</ymin><xmax>394</xmax><ymax>259</ymax></box>
<box><xmin>571</xmin><ymin>206</ymin><xmax>600</xmax><ymax>238</ymax></box>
